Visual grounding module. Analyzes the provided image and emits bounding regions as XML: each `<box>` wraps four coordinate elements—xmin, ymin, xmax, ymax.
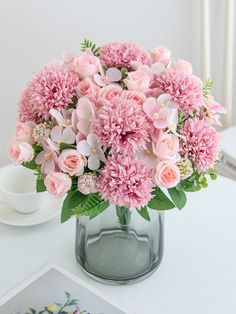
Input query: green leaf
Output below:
<box><xmin>176</xmin><ymin>180</ymin><xmax>188</xmax><ymax>191</ymax></box>
<box><xmin>148</xmin><ymin>187</ymin><xmax>175</xmax><ymax>210</ymax></box>
<box><xmin>36</xmin><ymin>175</ymin><xmax>46</xmax><ymax>192</ymax></box>
<box><xmin>136</xmin><ymin>206</ymin><xmax>150</xmax><ymax>221</ymax></box>
<box><xmin>32</xmin><ymin>143</ymin><xmax>43</xmax><ymax>153</ymax></box>
<box><xmin>78</xmin><ymin>193</ymin><xmax>100</xmax><ymax>211</ymax></box>
<box><xmin>89</xmin><ymin>200</ymin><xmax>109</xmax><ymax>219</ymax></box>
<box><xmin>73</xmin><ymin>193</ymin><xmax>109</xmax><ymax>219</ymax></box>
<box><xmin>22</xmin><ymin>158</ymin><xmax>38</xmax><ymax>170</ymax></box>
<box><xmin>168</xmin><ymin>187</ymin><xmax>187</xmax><ymax>210</ymax></box>
<box><xmin>61</xmin><ymin>190</ymin><xmax>86</xmax><ymax>223</ymax></box>
<box><xmin>59</xmin><ymin>143</ymin><xmax>75</xmax><ymax>151</ymax></box>
<box><xmin>65</xmin><ymin>291</ymin><xmax>71</xmax><ymax>300</ymax></box>
<box><xmin>61</xmin><ymin>191</ymin><xmax>109</xmax><ymax>222</ymax></box>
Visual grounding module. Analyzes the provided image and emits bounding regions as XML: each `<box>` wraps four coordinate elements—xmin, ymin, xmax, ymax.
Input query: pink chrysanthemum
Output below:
<box><xmin>98</xmin><ymin>153</ymin><xmax>153</xmax><ymax>208</ymax></box>
<box><xmin>91</xmin><ymin>97</ymin><xmax>150</xmax><ymax>154</ymax></box>
<box><xmin>180</xmin><ymin>118</ymin><xmax>220</xmax><ymax>172</ymax></box>
<box><xmin>156</xmin><ymin>69</ymin><xmax>203</xmax><ymax>114</ymax></box>
<box><xmin>19</xmin><ymin>65</ymin><xmax>79</xmax><ymax>123</ymax></box>
<box><xmin>99</xmin><ymin>42</ymin><xmax>150</xmax><ymax>70</ymax></box>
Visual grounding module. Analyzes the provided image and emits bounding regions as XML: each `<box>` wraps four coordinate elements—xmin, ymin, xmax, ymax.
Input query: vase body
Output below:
<box><xmin>75</xmin><ymin>205</ymin><xmax>164</xmax><ymax>284</ymax></box>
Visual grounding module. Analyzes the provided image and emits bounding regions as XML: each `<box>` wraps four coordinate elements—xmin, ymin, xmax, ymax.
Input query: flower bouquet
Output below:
<box><xmin>8</xmin><ymin>39</ymin><xmax>225</xmax><ymax>282</ymax></box>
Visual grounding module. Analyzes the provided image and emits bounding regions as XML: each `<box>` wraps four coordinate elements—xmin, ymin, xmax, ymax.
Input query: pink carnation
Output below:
<box><xmin>19</xmin><ymin>65</ymin><xmax>79</xmax><ymax>123</ymax></box>
<box><xmin>180</xmin><ymin>118</ymin><xmax>220</xmax><ymax>172</ymax></box>
<box><xmin>98</xmin><ymin>154</ymin><xmax>153</xmax><ymax>208</ymax></box>
<box><xmin>91</xmin><ymin>97</ymin><xmax>150</xmax><ymax>154</ymax></box>
<box><xmin>156</xmin><ymin>69</ymin><xmax>203</xmax><ymax>114</ymax></box>
<box><xmin>99</xmin><ymin>42</ymin><xmax>150</xmax><ymax>70</ymax></box>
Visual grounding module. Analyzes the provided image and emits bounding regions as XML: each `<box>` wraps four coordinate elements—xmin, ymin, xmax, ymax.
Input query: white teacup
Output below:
<box><xmin>0</xmin><ymin>166</ymin><xmax>46</xmax><ymax>214</ymax></box>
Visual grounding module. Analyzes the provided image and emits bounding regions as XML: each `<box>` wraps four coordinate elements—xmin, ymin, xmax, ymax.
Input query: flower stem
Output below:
<box><xmin>116</xmin><ymin>206</ymin><xmax>131</xmax><ymax>232</ymax></box>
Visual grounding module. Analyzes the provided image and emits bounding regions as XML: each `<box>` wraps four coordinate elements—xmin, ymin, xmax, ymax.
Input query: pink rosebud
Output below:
<box><xmin>7</xmin><ymin>140</ymin><xmax>34</xmax><ymax>164</ymax></box>
<box><xmin>76</xmin><ymin>77</ymin><xmax>99</xmax><ymax>98</ymax></box>
<box><xmin>151</xmin><ymin>46</ymin><xmax>171</xmax><ymax>66</ymax></box>
<box><xmin>145</xmin><ymin>87</ymin><xmax>163</xmax><ymax>98</ymax></box>
<box><xmin>121</xmin><ymin>90</ymin><xmax>147</xmax><ymax>105</ymax></box>
<box><xmin>99</xmin><ymin>85</ymin><xmax>123</xmax><ymax>101</ymax></box>
<box><xmin>44</xmin><ymin>172</ymin><xmax>72</xmax><ymax>197</ymax></box>
<box><xmin>72</xmin><ymin>54</ymin><xmax>100</xmax><ymax>79</ymax></box>
<box><xmin>172</xmin><ymin>59</ymin><xmax>193</xmax><ymax>75</ymax></box>
<box><xmin>124</xmin><ymin>70</ymin><xmax>150</xmax><ymax>92</ymax></box>
<box><xmin>58</xmin><ymin>149</ymin><xmax>86</xmax><ymax>176</ymax></box>
<box><xmin>155</xmin><ymin>161</ymin><xmax>180</xmax><ymax>188</ymax></box>
<box><xmin>153</xmin><ymin>133</ymin><xmax>180</xmax><ymax>162</ymax></box>
<box><xmin>15</xmin><ymin>122</ymin><xmax>36</xmax><ymax>144</ymax></box>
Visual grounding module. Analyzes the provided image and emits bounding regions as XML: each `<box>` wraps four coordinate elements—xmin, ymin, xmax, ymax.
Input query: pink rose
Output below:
<box><xmin>76</xmin><ymin>78</ymin><xmax>99</xmax><ymax>97</ymax></box>
<box><xmin>72</xmin><ymin>54</ymin><xmax>100</xmax><ymax>79</ymax></box>
<box><xmin>155</xmin><ymin>161</ymin><xmax>180</xmax><ymax>188</ymax></box>
<box><xmin>124</xmin><ymin>70</ymin><xmax>150</xmax><ymax>92</ymax></box>
<box><xmin>172</xmin><ymin>60</ymin><xmax>193</xmax><ymax>75</ymax></box>
<box><xmin>7</xmin><ymin>140</ymin><xmax>34</xmax><ymax>164</ymax></box>
<box><xmin>151</xmin><ymin>46</ymin><xmax>171</xmax><ymax>66</ymax></box>
<box><xmin>153</xmin><ymin>133</ymin><xmax>180</xmax><ymax>161</ymax></box>
<box><xmin>15</xmin><ymin>122</ymin><xmax>36</xmax><ymax>144</ymax></box>
<box><xmin>145</xmin><ymin>87</ymin><xmax>163</xmax><ymax>98</ymax></box>
<box><xmin>44</xmin><ymin>172</ymin><xmax>72</xmax><ymax>197</ymax></box>
<box><xmin>58</xmin><ymin>149</ymin><xmax>86</xmax><ymax>176</ymax></box>
<box><xmin>121</xmin><ymin>91</ymin><xmax>147</xmax><ymax>105</ymax></box>
<box><xmin>99</xmin><ymin>85</ymin><xmax>123</xmax><ymax>101</ymax></box>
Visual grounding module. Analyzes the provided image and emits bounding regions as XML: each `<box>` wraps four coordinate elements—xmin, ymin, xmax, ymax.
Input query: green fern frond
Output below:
<box><xmin>80</xmin><ymin>38</ymin><xmax>100</xmax><ymax>56</ymax></box>
<box><xmin>73</xmin><ymin>193</ymin><xmax>109</xmax><ymax>219</ymax></box>
<box><xmin>202</xmin><ymin>78</ymin><xmax>214</xmax><ymax>97</ymax></box>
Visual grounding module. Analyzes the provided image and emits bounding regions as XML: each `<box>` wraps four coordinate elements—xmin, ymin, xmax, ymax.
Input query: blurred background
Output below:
<box><xmin>0</xmin><ymin>0</ymin><xmax>235</xmax><ymax>165</ymax></box>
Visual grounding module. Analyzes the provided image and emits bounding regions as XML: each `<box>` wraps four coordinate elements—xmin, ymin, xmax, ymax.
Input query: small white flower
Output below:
<box><xmin>77</xmin><ymin>134</ymin><xmax>106</xmax><ymax>170</ymax></box>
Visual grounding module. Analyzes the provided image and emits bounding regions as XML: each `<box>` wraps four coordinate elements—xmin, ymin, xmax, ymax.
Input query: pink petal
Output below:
<box><xmin>97</xmin><ymin>147</ymin><xmax>106</xmax><ymax>162</ymax></box>
<box><xmin>157</xmin><ymin>93</ymin><xmax>172</xmax><ymax>104</ymax></box>
<box><xmin>87</xmin><ymin>134</ymin><xmax>98</xmax><ymax>147</ymax></box>
<box><xmin>35</xmin><ymin>151</ymin><xmax>45</xmax><ymax>165</ymax></box>
<box><xmin>211</xmin><ymin>101</ymin><xmax>227</xmax><ymax>114</ymax></box>
<box><xmin>93</xmin><ymin>74</ymin><xmax>106</xmax><ymax>87</ymax></box>
<box><xmin>77</xmin><ymin>118</ymin><xmax>90</xmax><ymax>135</ymax></box>
<box><xmin>50</xmin><ymin>126</ymin><xmax>63</xmax><ymax>143</ymax></box>
<box><xmin>166</xmin><ymin>108</ymin><xmax>178</xmax><ymax>126</ymax></box>
<box><xmin>153</xmin><ymin>119</ymin><xmax>168</xmax><ymax>129</ymax></box>
<box><xmin>88</xmin><ymin>154</ymin><xmax>100</xmax><ymax>170</ymax></box>
<box><xmin>47</xmin><ymin>138</ymin><xmax>59</xmax><ymax>151</ymax></box>
<box><xmin>76</xmin><ymin>97</ymin><xmax>94</xmax><ymax>119</ymax></box>
<box><xmin>151</xmin><ymin>62</ymin><xmax>165</xmax><ymax>74</ymax></box>
<box><xmin>106</xmin><ymin>68</ymin><xmax>122</xmax><ymax>82</ymax></box>
<box><xmin>77</xmin><ymin>140</ymin><xmax>92</xmax><ymax>156</ymax></box>
<box><xmin>76</xmin><ymin>132</ymin><xmax>86</xmax><ymax>144</ymax></box>
<box><xmin>63</xmin><ymin>51</ymin><xmax>74</xmax><ymax>63</ymax></box>
<box><xmin>63</xmin><ymin>127</ymin><xmax>76</xmax><ymax>144</ymax></box>
<box><xmin>50</xmin><ymin>109</ymin><xmax>64</xmax><ymax>125</ymax></box>
<box><xmin>71</xmin><ymin>109</ymin><xmax>78</xmax><ymax>130</ymax></box>
<box><xmin>166</xmin><ymin>100</ymin><xmax>178</xmax><ymax>109</ymax></box>
<box><xmin>143</xmin><ymin>97</ymin><xmax>158</xmax><ymax>119</ymax></box>
<box><xmin>42</xmin><ymin>159</ymin><xmax>55</xmax><ymax>174</ymax></box>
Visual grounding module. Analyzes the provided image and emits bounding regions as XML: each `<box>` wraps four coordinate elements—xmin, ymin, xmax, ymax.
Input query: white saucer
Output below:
<box><xmin>0</xmin><ymin>165</ymin><xmax>63</xmax><ymax>227</ymax></box>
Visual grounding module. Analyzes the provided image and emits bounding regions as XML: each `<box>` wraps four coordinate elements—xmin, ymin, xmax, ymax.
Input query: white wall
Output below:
<box><xmin>0</xmin><ymin>0</ymin><xmax>235</xmax><ymax>165</ymax></box>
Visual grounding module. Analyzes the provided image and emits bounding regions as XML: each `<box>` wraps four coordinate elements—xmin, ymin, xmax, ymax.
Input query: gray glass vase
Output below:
<box><xmin>75</xmin><ymin>204</ymin><xmax>164</xmax><ymax>284</ymax></box>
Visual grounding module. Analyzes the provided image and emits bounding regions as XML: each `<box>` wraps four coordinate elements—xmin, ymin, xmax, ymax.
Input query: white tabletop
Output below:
<box><xmin>0</xmin><ymin>172</ymin><xmax>236</xmax><ymax>314</ymax></box>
